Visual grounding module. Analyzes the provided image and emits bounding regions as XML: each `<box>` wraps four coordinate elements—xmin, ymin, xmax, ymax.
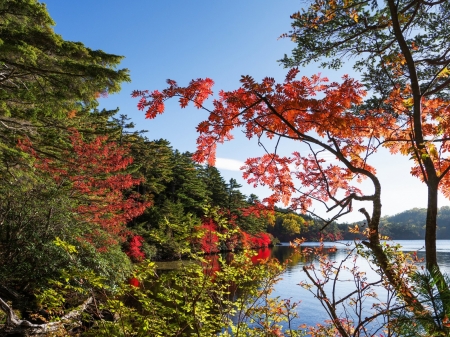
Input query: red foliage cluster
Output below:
<box><xmin>132</xmin><ymin>71</ymin><xmax>371</xmax><ymax>210</ymax></box>
<box><xmin>128</xmin><ymin>277</ymin><xmax>140</xmax><ymax>287</ymax></box>
<box><xmin>240</xmin><ymin>231</ymin><xmax>272</xmax><ymax>249</ymax></box>
<box><xmin>240</xmin><ymin>201</ymin><xmax>273</xmax><ymax>219</ymax></box>
<box><xmin>196</xmin><ymin>217</ymin><xmax>272</xmax><ymax>254</ymax></box>
<box><xmin>19</xmin><ymin>130</ymin><xmax>151</xmax><ymax>251</ymax></box>
<box><xmin>126</xmin><ymin>235</ymin><xmax>146</xmax><ymax>262</ymax></box>
<box><xmin>196</xmin><ymin>218</ymin><xmax>220</xmax><ymax>254</ymax></box>
<box><xmin>251</xmin><ymin>248</ymin><xmax>271</xmax><ymax>264</ymax></box>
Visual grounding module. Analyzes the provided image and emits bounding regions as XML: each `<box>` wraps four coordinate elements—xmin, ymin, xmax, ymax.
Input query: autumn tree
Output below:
<box><xmin>133</xmin><ymin>71</ymin><xmax>383</xmax><ymax>261</ymax></box>
<box><xmin>1</xmin><ymin>129</ymin><xmax>149</xmax><ymax>288</ymax></box>
<box><xmin>23</xmin><ymin>131</ymin><xmax>149</xmax><ymax>247</ymax></box>
<box><xmin>281</xmin><ymin>0</ymin><xmax>450</xmax><ymax>274</ymax></box>
<box><xmin>133</xmin><ymin>63</ymin><xmax>450</xmax><ymax>332</ymax></box>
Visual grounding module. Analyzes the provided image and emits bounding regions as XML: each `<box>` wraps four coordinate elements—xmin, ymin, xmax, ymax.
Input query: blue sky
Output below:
<box><xmin>43</xmin><ymin>1</ymin><xmax>450</xmax><ymax>223</ymax></box>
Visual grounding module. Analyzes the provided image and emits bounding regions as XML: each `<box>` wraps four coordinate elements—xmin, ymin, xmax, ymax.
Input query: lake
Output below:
<box><xmin>267</xmin><ymin>240</ymin><xmax>450</xmax><ymax>332</ymax></box>
<box><xmin>154</xmin><ymin>240</ymin><xmax>450</xmax><ymax>334</ymax></box>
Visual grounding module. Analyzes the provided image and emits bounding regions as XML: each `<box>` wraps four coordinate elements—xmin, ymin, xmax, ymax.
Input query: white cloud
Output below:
<box><xmin>215</xmin><ymin>158</ymin><xmax>245</xmax><ymax>171</ymax></box>
<box><xmin>316</xmin><ymin>152</ymin><xmax>337</xmax><ymax>160</ymax></box>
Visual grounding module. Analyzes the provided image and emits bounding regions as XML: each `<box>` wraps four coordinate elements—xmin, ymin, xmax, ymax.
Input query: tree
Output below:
<box><xmin>379</xmin><ymin>208</ymin><xmax>427</xmax><ymax>240</ymax></box>
<box><xmin>133</xmin><ymin>67</ymin><xmax>447</xmax><ymax>332</ymax></box>
<box><xmin>130</xmin><ymin>147</ymin><xmax>210</xmax><ymax>259</ymax></box>
<box><xmin>0</xmin><ymin>126</ymin><xmax>151</xmax><ymax>334</ymax></box>
<box><xmin>0</xmin><ymin>1</ymin><xmax>142</xmax><ymax>333</ymax></box>
<box><xmin>168</xmin><ymin>150</ymin><xmax>209</xmax><ymax>216</ymax></box>
<box><xmin>0</xmin><ymin>169</ymin><xmax>81</xmax><ymax>288</ymax></box>
<box><xmin>145</xmin><ymin>149</ymin><xmax>207</xmax><ymax>222</ymax></box>
<box><xmin>128</xmin><ymin>138</ymin><xmax>174</xmax><ymax>198</ymax></box>
<box><xmin>0</xmin><ymin>0</ymin><xmax>129</xmax><ymax>118</ymax></box>
<box><xmin>0</xmin><ymin>0</ymin><xmax>130</xmax><ymax>169</ymax></box>
<box><xmin>19</xmin><ymin>130</ymin><xmax>150</xmax><ymax>249</ymax></box>
<box><xmin>198</xmin><ymin>164</ymin><xmax>229</xmax><ymax>209</ymax></box>
<box><xmin>225</xmin><ymin>178</ymin><xmax>246</xmax><ymax>217</ymax></box>
<box><xmin>281</xmin><ymin>0</ymin><xmax>450</xmax><ymax>274</ymax></box>
<box><xmin>0</xmin><ymin>133</ymin><xmax>148</xmax><ymax>318</ymax></box>
<box><xmin>239</xmin><ymin>194</ymin><xmax>271</xmax><ymax>234</ymax></box>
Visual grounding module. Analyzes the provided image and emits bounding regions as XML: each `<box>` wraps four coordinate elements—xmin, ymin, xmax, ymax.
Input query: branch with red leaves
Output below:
<box><xmin>133</xmin><ymin>70</ymin><xmax>389</xmax><ymax>219</ymax></box>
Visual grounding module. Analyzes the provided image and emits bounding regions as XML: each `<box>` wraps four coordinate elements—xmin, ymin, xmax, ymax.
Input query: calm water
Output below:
<box><xmin>269</xmin><ymin>240</ymin><xmax>450</xmax><ymax>330</ymax></box>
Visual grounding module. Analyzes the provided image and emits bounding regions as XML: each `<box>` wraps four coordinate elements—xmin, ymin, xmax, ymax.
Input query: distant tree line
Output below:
<box><xmin>268</xmin><ymin>207</ymin><xmax>450</xmax><ymax>242</ymax></box>
<box><xmin>376</xmin><ymin>207</ymin><xmax>450</xmax><ymax>240</ymax></box>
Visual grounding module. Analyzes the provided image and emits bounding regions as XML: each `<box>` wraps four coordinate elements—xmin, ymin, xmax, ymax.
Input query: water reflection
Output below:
<box><xmin>154</xmin><ymin>241</ymin><xmax>450</xmax><ymax>332</ymax></box>
<box><xmin>250</xmin><ymin>247</ymin><xmax>271</xmax><ymax>263</ymax></box>
<box><xmin>269</xmin><ymin>240</ymin><xmax>450</xmax><ymax>330</ymax></box>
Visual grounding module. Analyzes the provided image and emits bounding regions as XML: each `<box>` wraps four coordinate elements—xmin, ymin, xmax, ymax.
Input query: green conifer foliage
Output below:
<box><xmin>0</xmin><ymin>0</ymin><xmax>130</xmax><ymax>119</ymax></box>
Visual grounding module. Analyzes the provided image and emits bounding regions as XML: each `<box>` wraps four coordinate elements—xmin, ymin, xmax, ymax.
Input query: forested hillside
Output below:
<box><xmin>377</xmin><ymin>207</ymin><xmax>450</xmax><ymax>240</ymax></box>
<box><xmin>269</xmin><ymin>207</ymin><xmax>450</xmax><ymax>242</ymax></box>
<box><xmin>121</xmin><ymin>134</ymin><xmax>274</xmax><ymax>260</ymax></box>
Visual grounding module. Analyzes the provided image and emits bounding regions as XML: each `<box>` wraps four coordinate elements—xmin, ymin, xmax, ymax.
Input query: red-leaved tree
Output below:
<box><xmin>19</xmin><ymin>130</ymin><xmax>150</xmax><ymax>251</ymax></box>
<box><xmin>133</xmin><ymin>69</ymin><xmax>441</xmax><ymax>320</ymax></box>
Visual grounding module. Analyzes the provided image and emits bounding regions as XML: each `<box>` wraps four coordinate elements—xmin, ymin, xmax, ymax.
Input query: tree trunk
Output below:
<box><xmin>425</xmin><ymin>182</ymin><xmax>439</xmax><ymax>270</ymax></box>
<box><xmin>425</xmin><ymin>181</ymin><xmax>450</xmax><ymax>327</ymax></box>
<box><xmin>0</xmin><ymin>296</ymin><xmax>93</xmax><ymax>336</ymax></box>
<box><xmin>360</xmin><ymin>189</ymin><xmax>429</xmax><ymax>320</ymax></box>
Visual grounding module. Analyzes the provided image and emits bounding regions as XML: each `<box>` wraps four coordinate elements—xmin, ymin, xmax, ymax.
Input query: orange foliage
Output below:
<box><xmin>67</xmin><ymin>109</ymin><xmax>77</xmax><ymax>118</ymax></box>
<box><xmin>134</xmin><ymin>69</ymin><xmax>450</xmax><ymax>219</ymax></box>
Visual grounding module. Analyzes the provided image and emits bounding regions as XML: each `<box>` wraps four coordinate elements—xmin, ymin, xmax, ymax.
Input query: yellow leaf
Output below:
<box><xmin>349</xmin><ymin>224</ymin><xmax>360</xmax><ymax>233</ymax></box>
<box><xmin>437</xmin><ymin>67</ymin><xmax>450</xmax><ymax>78</ymax></box>
<box><xmin>429</xmin><ymin>144</ymin><xmax>438</xmax><ymax>159</ymax></box>
<box><xmin>402</xmin><ymin>97</ymin><xmax>414</xmax><ymax>108</ymax></box>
